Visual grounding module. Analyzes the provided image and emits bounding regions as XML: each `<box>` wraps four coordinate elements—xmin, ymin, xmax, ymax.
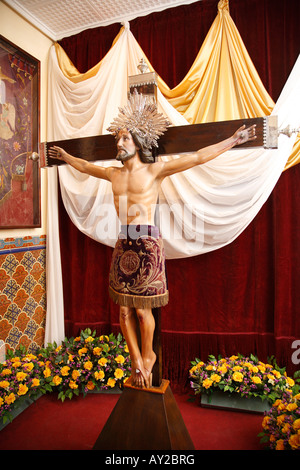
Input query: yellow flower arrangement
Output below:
<box><xmin>232</xmin><ymin>371</ymin><xmax>243</xmax><ymax>382</ymax></box>
<box><xmin>5</xmin><ymin>393</ymin><xmax>16</xmax><ymax>405</ymax></box>
<box><xmin>94</xmin><ymin>370</ymin><xmax>105</xmax><ymax>381</ymax></box>
<box><xmin>60</xmin><ymin>366</ymin><xmax>70</xmax><ymax>376</ymax></box>
<box><xmin>87</xmin><ymin>381</ymin><xmax>95</xmax><ymax>390</ymax></box>
<box><xmin>52</xmin><ymin>376</ymin><xmax>62</xmax><ymax>386</ymax></box>
<box><xmin>107</xmin><ymin>378</ymin><xmax>116</xmax><ymax>388</ymax></box>
<box><xmin>114</xmin><ymin>368</ymin><xmax>124</xmax><ymax>379</ymax></box>
<box><xmin>83</xmin><ymin>361</ymin><xmax>93</xmax><ymax>371</ymax></box>
<box><xmin>0</xmin><ymin>329</ymin><xmax>131</xmax><ymax>425</ymax></box>
<box><xmin>42</xmin><ymin>328</ymin><xmax>131</xmax><ymax>402</ymax></box>
<box><xmin>17</xmin><ymin>384</ymin><xmax>28</xmax><ymax>396</ymax></box>
<box><xmin>190</xmin><ymin>354</ymin><xmax>296</xmax><ymax>405</ymax></box>
<box><xmin>69</xmin><ymin>380</ymin><xmax>78</xmax><ymax>390</ymax></box>
<box><xmin>0</xmin><ymin>380</ymin><xmax>10</xmax><ymax>389</ymax></box>
<box><xmin>85</xmin><ymin>336</ymin><xmax>94</xmax><ymax>343</ymax></box>
<box><xmin>211</xmin><ymin>374</ymin><xmax>221</xmax><ymax>383</ymax></box>
<box><xmin>16</xmin><ymin>372</ymin><xmax>27</xmax><ymax>382</ymax></box>
<box><xmin>43</xmin><ymin>367</ymin><xmax>51</xmax><ymax>378</ymax></box>
<box><xmin>23</xmin><ymin>362</ymin><xmax>34</xmax><ymax>372</ymax></box>
<box><xmin>93</xmin><ymin>347</ymin><xmax>102</xmax><ymax>356</ymax></box>
<box><xmin>98</xmin><ymin>357</ymin><xmax>108</xmax><ymax>366</ymax></box>
<box><xmin>259</xmin><ymin>389</ymin><xmax>300</xmax><ymax>450</ymax></box>
<box><xmin>191</xmin><ymin>354</ymin><xmax>300</xmax><ymax>451</ymax></box>
<box><xmin>202</xmin><ymin>379</ymin><xmax>213</xmax><ymax>389</ymax></box>
<box><xmin>115</xmin><ymin>355</ymin><xmax>125</xmax><ymax>364</ymax></box>
<box><xmin>0</xmin><ymin>348</ymin><xmax>53</xmax><ymax>426</ymax></box>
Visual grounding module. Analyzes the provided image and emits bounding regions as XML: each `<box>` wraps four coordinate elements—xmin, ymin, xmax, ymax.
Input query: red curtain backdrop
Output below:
<box><xmin>58</xmin><ymin>0</ymin><xmax>300</xmax><ymax>390</ymax></box>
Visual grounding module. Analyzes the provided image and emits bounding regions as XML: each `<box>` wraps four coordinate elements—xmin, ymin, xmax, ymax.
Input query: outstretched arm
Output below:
<box><xmin>156</xmin><ymin>125</ymin><xmax>256</xmax><ymax>178</ymax></box>
<box><xmin>48</xmin><ymin>146</ymin><xmax>114</xmax><ymax>181</ymax></box>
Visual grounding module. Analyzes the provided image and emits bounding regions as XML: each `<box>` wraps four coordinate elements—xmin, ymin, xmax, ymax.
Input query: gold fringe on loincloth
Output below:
<box><xmin>109</xmin><ymin>285</ymin><xmax>169</xmax><ymax>309</ymax></box>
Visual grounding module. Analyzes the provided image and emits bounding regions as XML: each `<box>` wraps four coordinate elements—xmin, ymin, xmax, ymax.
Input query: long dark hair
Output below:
<box><xmin>131</xmin><ymin>132</ymin><xmax>154</xmax><ymax>163</ymax></box>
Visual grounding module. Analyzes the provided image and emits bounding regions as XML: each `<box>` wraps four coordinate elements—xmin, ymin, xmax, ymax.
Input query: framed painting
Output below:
<box><xmin>0</xmin><ymin>35</ymin><xmax>40</xmax><ymax>228</ymax></box>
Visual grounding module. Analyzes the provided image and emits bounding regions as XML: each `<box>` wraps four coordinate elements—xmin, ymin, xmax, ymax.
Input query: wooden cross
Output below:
<box><xmin>40</xmin><ymin>113</ymin><xmax>277</xmax><ymax>388</ymax></box>
<box><xmin>40</xmin><ymin>68</ymin><xmax>278</xmax><ymax>388</ymax></box>
<box><xmin>41</xmin><ymin>115</ymin><xmax>277</xmax><ymax>168</ymax></box>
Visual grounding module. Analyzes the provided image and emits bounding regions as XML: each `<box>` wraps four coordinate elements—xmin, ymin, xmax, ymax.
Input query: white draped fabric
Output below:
<box><xmin>44</xmin><ymin>166</ymin><xmax>65</xmax><ymax>345</ymax></box>
<box><xmin>45</xmin><ymin>24</ymin><xmax>300</xmax><ymax>344</ymax></box>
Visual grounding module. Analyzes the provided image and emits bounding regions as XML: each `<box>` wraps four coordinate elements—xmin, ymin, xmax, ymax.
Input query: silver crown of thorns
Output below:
<box><xmin>107</xmin><ymin>90</ymin><xmax>170</xmax><ymax>149</ymax></box>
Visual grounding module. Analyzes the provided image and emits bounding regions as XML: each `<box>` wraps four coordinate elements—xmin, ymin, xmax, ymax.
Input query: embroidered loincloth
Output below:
<box><xmin>109</xmin><ymin>225</ymin><xmax>169</xmax><ymax>308</ymax></box>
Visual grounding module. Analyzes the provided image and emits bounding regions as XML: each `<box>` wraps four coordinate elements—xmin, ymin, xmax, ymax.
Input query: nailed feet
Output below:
<box><xmin>131</xmin><ymin>351</ymin><xmax>156</xmax><ymax>388</ymax></box>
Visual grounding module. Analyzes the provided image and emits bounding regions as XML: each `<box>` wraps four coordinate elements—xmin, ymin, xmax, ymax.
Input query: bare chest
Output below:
<box><xmin>111</xmin><ymin>168</ymin><xmax>157</xmax><ymax>199</ymax></box>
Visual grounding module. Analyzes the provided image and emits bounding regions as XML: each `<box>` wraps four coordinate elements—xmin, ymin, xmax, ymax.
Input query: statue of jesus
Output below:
<box><xmin>48</xmin><ymin>91</ymin><xmax>256</xmax><ymax>389</ymax></box>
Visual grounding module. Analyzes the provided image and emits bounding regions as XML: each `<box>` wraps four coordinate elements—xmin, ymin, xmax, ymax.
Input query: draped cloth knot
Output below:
<box><xmin>122</xmin><ymin>21</ymin><xmax>130</xmax><ymax>30</ymax></box>
<box><xmin>218</xmin><ymin>0</ymin><xmax>229</xmax><ymax>13</ymax></box>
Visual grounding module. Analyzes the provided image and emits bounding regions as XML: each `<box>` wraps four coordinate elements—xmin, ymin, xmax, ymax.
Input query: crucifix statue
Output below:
<box><xmin>47</xmin><ymin>64</ymin><xmax>259</xmax><ymax>389</ymax></box>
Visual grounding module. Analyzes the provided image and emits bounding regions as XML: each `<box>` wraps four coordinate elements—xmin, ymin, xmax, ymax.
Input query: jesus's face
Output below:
<box><xmin>116</xmin><ymin>129</ymin><xmax>139</xmax><ymax>162</ymax></box>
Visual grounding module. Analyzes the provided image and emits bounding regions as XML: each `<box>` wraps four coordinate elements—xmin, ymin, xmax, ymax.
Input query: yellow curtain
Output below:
<box><xmin>53</xmin><ymin>0</ymin><xmax>299</xmax><ymax>169</ymax></box>
<box><xmin>54</xmin><ymin>43</ymin><xmax>101</xmax><ymax>82</ymax></box>
<box><xmin>157</xmin><ymin>0</ymin><xmax>274</xmax><ymax>123</ymax></box>
<box><xmin>284</xmin><ymin>136</ymin><xmax>300</xmax><ymax>170</ymax></box>
<box><xmin>54</xmin><ymin>27</ymin><xmax>124</xmax><ymax>83</ymax></box>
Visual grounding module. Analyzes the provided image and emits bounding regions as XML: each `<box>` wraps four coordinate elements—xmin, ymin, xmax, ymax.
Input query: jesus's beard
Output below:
<box><xmin>116</xmin><ymin>148</ymin><xmax>136</xmax><ymax>162</ymax></box>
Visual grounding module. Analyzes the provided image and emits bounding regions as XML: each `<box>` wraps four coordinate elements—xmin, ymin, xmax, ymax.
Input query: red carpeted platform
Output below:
<box><xmin>0</xmin><ymin>392</ymin><xmax>265</xmax><ymax>451</ymax></box>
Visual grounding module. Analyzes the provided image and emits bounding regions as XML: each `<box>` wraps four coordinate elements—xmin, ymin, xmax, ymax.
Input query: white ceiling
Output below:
<box><xmin>4</xmin><ymin>0</ymin><xmax>201</xmax><ymax>41</ymax></box>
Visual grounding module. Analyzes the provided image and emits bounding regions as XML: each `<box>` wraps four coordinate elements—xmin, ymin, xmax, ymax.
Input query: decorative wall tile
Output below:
<box><xmin>0</xmin><ymin>235</ymin><xmax>46</xmax><ymax>355</ymax></box>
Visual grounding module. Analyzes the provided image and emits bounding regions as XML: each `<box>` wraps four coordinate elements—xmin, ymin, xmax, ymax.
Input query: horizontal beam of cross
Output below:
<box><xmin>40</xmin><ymin>116</ymin><xmax>277</xmax><ymax>167</ymax></box>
